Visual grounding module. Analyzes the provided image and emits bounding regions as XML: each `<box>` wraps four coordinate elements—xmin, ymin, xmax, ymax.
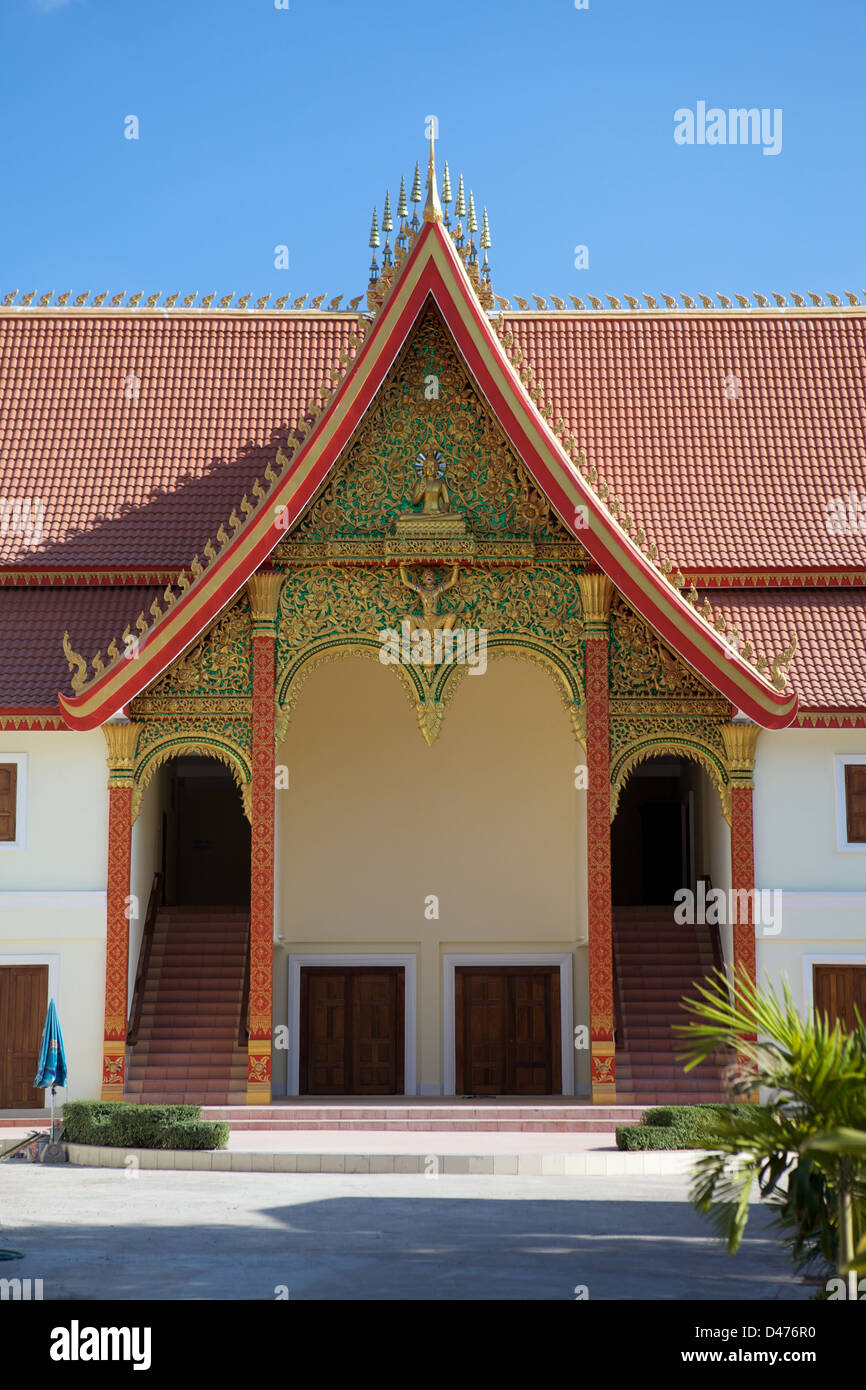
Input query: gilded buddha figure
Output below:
<box><xmin>392</xmin><ymin>450</ymin><xmax>467</xmax><ymax>540</ymax></box>
<box><xmin>412</xmin><ymin>451</ymin><xmax>451</xmax><ymax>515</ymax></box>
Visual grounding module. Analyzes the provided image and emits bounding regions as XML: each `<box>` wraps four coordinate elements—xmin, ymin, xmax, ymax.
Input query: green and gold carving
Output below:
<box><xmin>285</xmin><ymin>305</ymin><xmax>576</xmax><ymax>548</ymax></box>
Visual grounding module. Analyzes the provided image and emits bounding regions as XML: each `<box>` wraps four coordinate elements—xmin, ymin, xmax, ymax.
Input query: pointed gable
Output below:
<box><xmin>58</xmin><ymin>214</ymin><xmax>798</xmax><ymax>731</ymax></box>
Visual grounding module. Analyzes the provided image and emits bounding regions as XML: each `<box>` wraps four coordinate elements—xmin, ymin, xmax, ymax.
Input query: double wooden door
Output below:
<box><xmin>813</xmin><ymin>965</ymin><xmax>866</xmax><ymax>1033</ymax></box>
<box><xmin>0</xmin><ymin>965</ymin><xmax>48</xmax><ymax>1108</ymax></box>
<box><xmin>299</xmin><ymin>967</ymin><xmax>404</xmax><ymax>1095</ymax></box>
<box><xmin>456</xmin><ymin>966</ymin><xmax>561</xmax><ymax>1095</ymax></box>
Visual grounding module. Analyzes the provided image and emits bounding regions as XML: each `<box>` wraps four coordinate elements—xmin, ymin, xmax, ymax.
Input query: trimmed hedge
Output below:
<box><xmin>616</xmin><ymin>1103</ymin><xmax>763</xmax><ymax>1151</ymax></box>
<box><xmin>63</xmin><ymin>1101</ymin><xmax>229</xmax><ymax>1151</ymax></box>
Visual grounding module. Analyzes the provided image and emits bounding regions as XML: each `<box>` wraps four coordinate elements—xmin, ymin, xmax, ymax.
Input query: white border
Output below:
<box><xmin>442</xmin><ymin>953</ymin><xmax>574</xmax><ymax>1097</ymax></box>
<box><xmin>834</xmin><ymin>754</ymin><xmax>866</xmax><ymax>852</ymax></box>
<box><xmin>0</xmin><ymin>753</ymin><xmax>27</xmax><ymax>851</ymax></box>
<box><xmin>802</xmin><ymin>953</ymin><xmax>866</xmax><ymax>1014</ymax></box>
<box><xmin>287</xmin><ymin>954</ymin><xmax>417</xmax><ymax>1097</ymax></box>
<box><xmin>0</xmin><ymin>952</ymin><xmax>60</xmax><ymax>1008</ymax></box>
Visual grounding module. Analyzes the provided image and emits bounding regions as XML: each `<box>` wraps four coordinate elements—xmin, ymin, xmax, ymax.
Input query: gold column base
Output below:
<box><xmin>590</xmin><ymin>1041</ymin><xmax>617</xmax><ymax>1105</ymax></box>
<box><xmin>100</xmin><ymin>1083</ymin><xmax>125</xmax><ymax>1102</ymax></box>
<box><xmin>246</xmin><ymin>1040</ymin><xmax>272</xmax><ymax>1104</ymax></box>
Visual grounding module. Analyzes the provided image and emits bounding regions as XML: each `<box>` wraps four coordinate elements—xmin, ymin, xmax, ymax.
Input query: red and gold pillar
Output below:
<box><xmin>722</xmin><ymin>721</ymin><xmax>761</xmax><ymax>1087</ymax></box>
<box><xmin>101</xmin><ymin>720</ymin><xmax>141</xmax><ymax>1101</ymax></box>
<box><xmin>579</xmin><ymin>573</ymin><xmax>616</xmax><ymax>1104</ymax></box>
<box><xmin>246</xmin><ymin>570</ymin><xmax>282</xmax><ymax>1104</ymax></box>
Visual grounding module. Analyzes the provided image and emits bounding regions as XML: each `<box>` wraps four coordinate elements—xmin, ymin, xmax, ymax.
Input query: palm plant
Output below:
<box><xmin>676</xmin><ymin>967</ymin><xmax>866</xmax><ymax>1298</ymax></box>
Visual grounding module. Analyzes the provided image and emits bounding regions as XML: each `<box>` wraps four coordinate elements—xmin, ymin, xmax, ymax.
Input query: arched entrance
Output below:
<box><xmin>610</xmin><ymin>754</ymin><xmax>732</xmax><ymax>1102</ymax></box>
<box><xmin>125</xmin><ymin>754</ymin><xmax>251</xmax><ymax>1104</ymax></box>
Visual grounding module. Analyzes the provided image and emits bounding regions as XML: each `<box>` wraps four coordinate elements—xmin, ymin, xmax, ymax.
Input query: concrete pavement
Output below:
<box><xmin>0</xmin><ymin>1164</ymin><xmax>812</xmax><ymax>1301</ymax></box>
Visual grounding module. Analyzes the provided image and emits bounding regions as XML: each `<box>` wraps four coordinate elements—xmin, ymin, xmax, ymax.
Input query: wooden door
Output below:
<box><xmin>456</xmin><ymin>967</ymin><xmax>561</xmax><ymax>1096</ymax></box>
<box><xmin>0</xmin><ymin>965</ymin><xmax>48</xmax><ymax>1108</ymax></box>
<box><xmin>813</xmin><ymin>965</ymin><xmax>866</xmax><ymax>1033</ymax></box>
<box><xmin>299</xmin><ymin>967</ymin><xmax>404</xmax><ymax>1095</ymax></box>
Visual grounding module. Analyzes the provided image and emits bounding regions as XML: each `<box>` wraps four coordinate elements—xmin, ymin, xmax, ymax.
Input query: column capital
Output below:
<box><xmin>103</xmin><ymin>720</ymin><xmax>142</xmax><ymax>785</ymax></box>
<box><xmin>247</xmin><ymin>569</ymin><xmax>283</xmax><ymax>636</ymax></box>
<box><xmin>577</xmin><ymin>572</ymin><xmax>614</xmax><ymax>638</ymax></box>
<box><xmin>722</xmin><ymin>721</ymin><xmax>761</xmax><ymax>786</ymax></box>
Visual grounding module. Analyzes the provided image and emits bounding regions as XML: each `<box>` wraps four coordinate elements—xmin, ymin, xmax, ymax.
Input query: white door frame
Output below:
<box><xmin>442</xmin><ymin>953</ymin><xmax>574</xmax><ymax>1096</ymax></box>
<box><xmin>0</xmin><ymin>953</ymin><xmax>60</xmax><ymax>1006</ymax></box>
<box><xmin>287</xmin><ymin>954</ymin><xmax>417</xmax><ymax>1096</ymax></box>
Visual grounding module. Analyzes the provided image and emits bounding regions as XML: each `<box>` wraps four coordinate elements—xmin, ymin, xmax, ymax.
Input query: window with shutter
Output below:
<box><xmin>0</xmin><ymin>764</ymin><xmax>17</xmax><ymax>843</ymax></box>
<box><xmin>845</xmin><ymin>764</ymin><xmax>866</xmax><ymax>843</ymax></box>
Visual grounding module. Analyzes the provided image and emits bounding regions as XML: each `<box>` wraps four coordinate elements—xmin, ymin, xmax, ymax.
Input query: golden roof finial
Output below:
<box><xmin>423</xmin><ymin>127</ymin><xmax>443</xmax><ymax>224</ymax></box>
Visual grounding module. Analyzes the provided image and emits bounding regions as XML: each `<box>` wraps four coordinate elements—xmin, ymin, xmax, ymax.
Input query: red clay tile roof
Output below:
<box><xmin>510</xmin><ymin>313</ymin><xmax>866</xmax><ymax>574</ymax></box>
<box><xmin>708</xmin><ymin>589</ymin><xmax>866</xmax><ymax>711</ymax></box>
<box><xmin>0</xmin><ymin>585</ymin><xmax>163</xmax><ymax>706</ymax></box>
<box><xmin>1</xmin><ymin>310</ymin><xmax>865</xmax><ymax>573</ymax></box>
<box><xmin>0</xmin><ymin>314</ymin><xmax>356</xmax><ymax>569</ymax></box>
<box><xmin>1</xmin><ymin>304</ymin><xmax>864</xmax><ymax>716</ymax></box>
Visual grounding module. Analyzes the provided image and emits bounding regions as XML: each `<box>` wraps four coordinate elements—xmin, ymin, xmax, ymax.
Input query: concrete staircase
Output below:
<box><xmin>612</xmin><ymin>905</ymin><xmax>733</xmax><ymax>1104</ymax></box>
<box><xmin>198</xmin><ymin>1103</ymin><xmax>648</xmax><ymax>1133</ymax></box>
<box><xmin>125</xmin><ymin>906</ymin><xmax>249</xmax><ymax>1105</ymax></box>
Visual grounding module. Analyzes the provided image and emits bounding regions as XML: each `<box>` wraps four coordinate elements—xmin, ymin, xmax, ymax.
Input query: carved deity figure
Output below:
<box><xmin>412</xmin><ymin>452</ymin><xmax>451</xmax><ymax>515</ymax></box>
<box><xmin>399</xmin><ymin>564</ymin><xmax>459</xmax><ymax>632</ymax></box>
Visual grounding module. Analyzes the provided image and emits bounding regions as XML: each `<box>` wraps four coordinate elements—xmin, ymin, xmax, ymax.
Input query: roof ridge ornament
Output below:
<box><xmin>423</xmin><ymin>126</ymin><xmax>443</xmax><ymax>225</ymax></box>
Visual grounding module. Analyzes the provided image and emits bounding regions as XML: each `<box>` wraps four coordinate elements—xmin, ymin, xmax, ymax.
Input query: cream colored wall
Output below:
<box><xmin>0</xmin><ymin>730</ymin><xmax>108</xmax><ymax>1100</ymax></box>
<box><xmin>129</xmin><ymin>763</ymin><xmax>167</xmax><ymax>1002</ymax></box>
<box><xmin>275</xmin><ymin>655</ymin><xmax>586</xmax><ymax>1095</ymax></box>
<box><xmin>754</xmin><ymin>730</ymin><xmax>866</xmax><ymax>1010</ymax></box>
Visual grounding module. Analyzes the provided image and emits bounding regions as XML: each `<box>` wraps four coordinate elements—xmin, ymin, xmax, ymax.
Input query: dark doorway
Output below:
<box><xmin>612</xmin><ymin>760</ymin><xmax>693</xmax><ymax>907</ymax></box>
<box><xmin>167</xmin><ymin>758</ymin><xmax>250</xmax><ymax>906</ymax></box>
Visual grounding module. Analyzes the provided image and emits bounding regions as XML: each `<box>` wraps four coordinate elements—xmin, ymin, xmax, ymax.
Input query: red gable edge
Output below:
<box><xmin>58</xmin><ymin>221</ymin><xmax>798</xmax><ymax>732</ymax></box>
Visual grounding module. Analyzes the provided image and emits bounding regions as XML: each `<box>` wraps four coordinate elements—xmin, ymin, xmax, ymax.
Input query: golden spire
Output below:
<box><xmin>423</xmin><ymin>127</ymin><xmax>443</xmax><ymax>224</ymax></box>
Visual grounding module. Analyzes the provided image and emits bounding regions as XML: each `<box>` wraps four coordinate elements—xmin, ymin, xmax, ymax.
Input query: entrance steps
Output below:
<box><xmin>613</xmin><ymin>905</ymin><xmax>734</xmax><ymax>1104</ymax></box>
<box><xmin>126</xmin><ymin>906</ymin><xmax>250</xmax><ymax>1105</ymax></box>
<box><xmin>198</xmin><ymin>1102</ymin><xmax>649</xmax><ymax>1133</ymax></box>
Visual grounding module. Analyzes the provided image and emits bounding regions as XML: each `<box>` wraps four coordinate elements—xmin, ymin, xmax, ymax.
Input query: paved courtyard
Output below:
<box><xmin>0</xmin><ymin>1165</ymin><xmax>812</xmax><ymax>1301</ymax></box>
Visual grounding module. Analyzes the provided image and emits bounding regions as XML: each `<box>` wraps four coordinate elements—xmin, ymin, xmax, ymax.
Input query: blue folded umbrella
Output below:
<box><xmin>34</xmin><ymin>998</ymin><xmax>68</xmax><ymax>1090</ymax></box>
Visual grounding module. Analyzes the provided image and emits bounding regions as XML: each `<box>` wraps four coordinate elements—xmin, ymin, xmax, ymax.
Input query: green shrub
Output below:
<box><xmin>616</xmin><ymin>1125</ymin><xmax>697</xmax><ymax>1151</ymax></box>
<box><xmin>63</xmin><ymin>1101</ymin><xmax>227</xmax><ymax>1150</ymax></box>
<box><xmin>616</xmin><ymin>1104</ymin><xmax>766</xmax><ymax>1151</ymax></box>
<box><xmin>166</xmin><ymin>1121</ymin><xmax>230</xmax><ymax>1150</ymax></box>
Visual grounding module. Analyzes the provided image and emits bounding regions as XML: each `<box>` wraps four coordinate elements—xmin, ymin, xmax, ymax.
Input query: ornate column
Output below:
<box><xmin>578</xmin><ymin>573</ymin><xmax>616</xmax><ymax>1104</ymax></box>
<box><xmin>722</xmin><ymin>721</ymin><xmax>761</xmax><ymax>1086</ymax></box>
<box><xmin>246</xmin><ymin>570</ymin><xmax>282</xmax><ymax>1104</ymax></box>
<box><xmin>101</xmin><ymin>720</ymin><xmax>141</xmax><ymax>1101</ymax></box>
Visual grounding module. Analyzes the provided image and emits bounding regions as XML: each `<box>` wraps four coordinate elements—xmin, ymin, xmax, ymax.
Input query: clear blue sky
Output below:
<box><xmin>2</xmin><ymin>0</ymin><xmax>863</xmax><ymax>304</ymax></box>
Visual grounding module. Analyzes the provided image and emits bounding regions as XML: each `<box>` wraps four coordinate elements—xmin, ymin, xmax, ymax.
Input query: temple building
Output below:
<box><xmin>1</xmin><ymin>144</ymin><xmax>865</xmax><ymax>1109</ymax></box>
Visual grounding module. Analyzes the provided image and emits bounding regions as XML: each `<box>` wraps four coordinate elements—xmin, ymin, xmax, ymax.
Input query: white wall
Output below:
<box><xmin>129</xmin><ymin>762</ymin><xmax>167</xmax><ymax>1003</ymax></box>
<box><xmin>0</xmin><ymin>729</ymin><xmax>109</xmax><ymax>1100</ymax></box>
<box><xmin>754</xmin><ymin>729</ymin><xmax>866</xmax><ymax>1010</ymax></box>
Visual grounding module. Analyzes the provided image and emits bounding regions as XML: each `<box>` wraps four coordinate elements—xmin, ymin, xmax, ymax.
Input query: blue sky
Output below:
<box><xmin>2</xmin><ymin>0</ymin><xmax>863</xmax><ymax>304</ymax></box>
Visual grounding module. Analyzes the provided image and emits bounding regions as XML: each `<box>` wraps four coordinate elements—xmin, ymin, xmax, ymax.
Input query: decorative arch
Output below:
<box><xmin>132</xmin><ymin>734</ymin><xmax>252</xmax><ymax>823</ymax></box>
<box><xmin>275</xmin><ymin>635</ymin><xmax>428</xmax><ymax>742</ymax></box>
<box><xmin>432</xmin><ymin>636</ymin><xmax>586</xmax><ymax>747</ymax></box>
<box><xmin>609</xmin><ymin>735</ymin><xmax>731</xmax><ymax>824</ymax></box>
<box><xmin>275</xmin><ymin>631</ymin><xmax>587</xmax><ymax>750</ymax></box>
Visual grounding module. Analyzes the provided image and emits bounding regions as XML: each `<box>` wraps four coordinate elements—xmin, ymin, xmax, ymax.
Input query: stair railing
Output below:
<box><xmin>238</xmin><ymin>921</ymin><xmax>251</xmax><ymax>1046</ymax></box>
<box><xmin>127</xmin><ymin>871</ymin><xmax>164</xmax><ymax>1047</ymax></box>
